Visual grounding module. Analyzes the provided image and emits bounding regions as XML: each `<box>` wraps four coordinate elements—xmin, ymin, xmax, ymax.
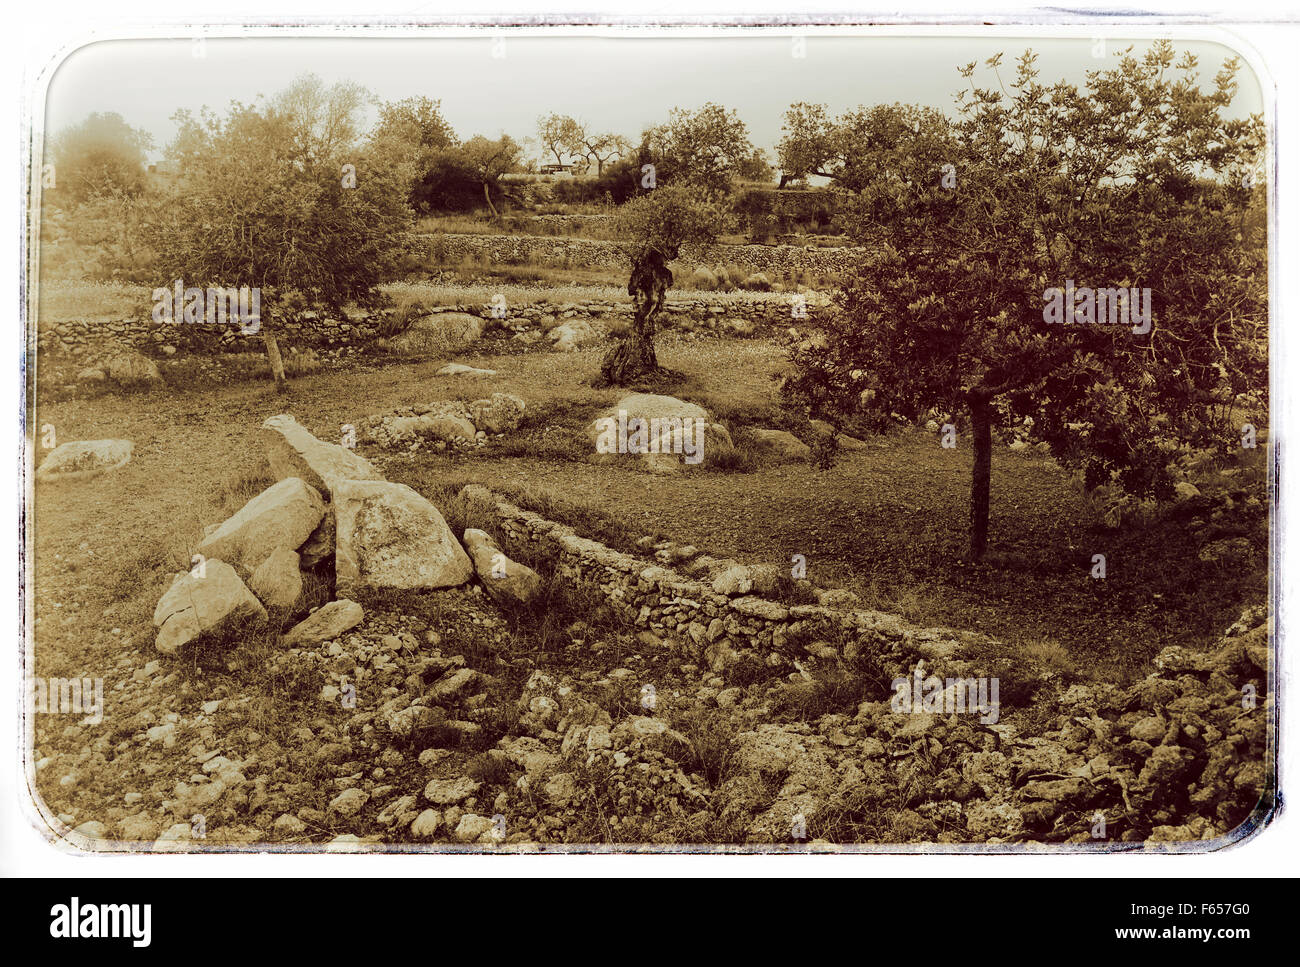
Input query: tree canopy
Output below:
<box><xmin>783</xmin><ymin>43</ymin><xmax>1267</xmax><ymax>559</ymax></box>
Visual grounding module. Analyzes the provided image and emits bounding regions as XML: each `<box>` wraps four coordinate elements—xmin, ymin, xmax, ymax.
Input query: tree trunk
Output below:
<box><xmin>483</xmin><ymin>182</ymin><xmax>499</xmax><ymax>218</ymax></box>
<box><xmin>968</xmin><ymin>389</ymin><xmax>992</xmax><ymax>561</ymax></box>
<box><xmin>262</xmin><ymin>321</ymin><xmax>287</xmax><ymax>392</ymax></box>
<box><xmin>601</xmin><ymin>251</ymin><xmax>671</xmax><ymax>384</ymax></box>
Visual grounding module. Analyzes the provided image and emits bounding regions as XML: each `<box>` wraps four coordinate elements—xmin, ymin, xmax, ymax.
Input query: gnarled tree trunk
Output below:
<box><xmin>967</xmin><ymin>387</ymin><xmax>992</xmax><ymax>561</ymax></box>
<box><xmin>262</xmin><ymin>317</ymin><xmax>288</xmax><ymax>391</ymax></box>
<box><xmin>601</xmin><ymin>249</ymin><xmax>672</xmax><ymax>385</ymax></box>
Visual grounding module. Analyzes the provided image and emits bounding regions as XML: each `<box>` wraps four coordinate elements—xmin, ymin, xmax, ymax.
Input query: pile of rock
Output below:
<box><xmin>362</xmin><ymin>392</ymin><xmax>526</xmax><ymax>451</ymax></box>
<box><xmin>700</xmin><ymin>603</ymin><xmax>1272</xmax><ymax>846</ymax></box>
<box><xmin>151</xmin><ymin>414</ymin><xmax>542</xmax><ymax>655</ymax></box>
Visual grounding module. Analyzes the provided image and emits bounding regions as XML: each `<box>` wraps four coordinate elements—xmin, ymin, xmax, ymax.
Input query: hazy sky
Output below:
<box><xmin>43</xmin><ymin>33</ymin><xmax>1264</xmax><ymax>162</ymax></box>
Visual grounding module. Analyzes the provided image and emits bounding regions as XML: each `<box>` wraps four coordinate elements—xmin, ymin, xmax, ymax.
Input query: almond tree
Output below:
<box><xmin>148</xmin><ymin>74</ymin><xmax>414</xmax><ymax>388</ymax></box>
<box><xmin>536</xmin><ymin>113</ymin><xmax>583</xmax><ymax>167</ymax></box>
<box><xmin>458</xmin><ymin>134</ymin><xmax>522</xmax><ymax>217</ymax></box>
<box><xmin>783</xmin><ymin>44</ymin><xmax>1266</xmax><ymax>561</ymax></box>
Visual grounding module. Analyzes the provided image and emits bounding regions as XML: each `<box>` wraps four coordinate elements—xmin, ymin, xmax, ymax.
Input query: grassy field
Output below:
<box><xmin>32</xmin><ymin>330</ymin><xmax>1267</xmax><ymax>693</ymax></box>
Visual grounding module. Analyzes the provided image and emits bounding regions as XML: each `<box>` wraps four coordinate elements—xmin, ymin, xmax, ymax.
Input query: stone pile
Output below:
<box><xmin>150</xmin><ymin>414</ymin><xmax>541</xmax><ymax>655</ymax></box>
<box><xmin>362</xmin><ymin>392</ymin><xmax>526</xmax><ymax>451</ymax></box>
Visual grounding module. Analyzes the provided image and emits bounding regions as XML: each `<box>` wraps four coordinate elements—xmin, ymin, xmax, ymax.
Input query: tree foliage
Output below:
<box><xmin>49</xmin><ymin>112</ymin><xmax>153</xmax><ymax>203</ymax></box>
<box><xmin>783</xmin><ymin>44</ymin><xmax>1267</xmax><ymax>558</ymax></box>
<box><xmin>643</xmin><ymin>103</ymin><xmax>757</xmax><ymax>194</ymax></box>
<box><xmin>777</xmin><ymin>101</ymin><xmax>954</xmax><ymax>191</ymax></box>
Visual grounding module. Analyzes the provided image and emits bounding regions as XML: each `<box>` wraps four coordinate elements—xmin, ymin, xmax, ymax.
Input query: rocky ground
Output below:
<box><xmin>28</xmin><ymin>330</ymin><xmax>1272</xmax><ymax>852</ymax></box>
<box><xmin>31</xmin><ymin>580</ymin><xmax>1271</xmax><ymax>850</ymax></box>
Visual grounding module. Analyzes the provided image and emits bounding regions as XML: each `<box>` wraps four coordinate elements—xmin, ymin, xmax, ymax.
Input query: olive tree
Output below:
<box><xmin>599</xmin><ymin>184</ymin><xmax>718</xmax><ymax>384</ymax></box>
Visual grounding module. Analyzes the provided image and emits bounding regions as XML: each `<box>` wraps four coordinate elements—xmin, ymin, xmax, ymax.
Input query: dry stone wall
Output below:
<box><xmin>423</xmin><ymin>233</ymin><xmax>867</xmax><ymax>279</ymax></box>
<box><xmin>459</xmin><ymin>484</ymin><xmax>964</xmax><ymax>672</ymax></box>
<box><xmin>40</xmin><ymin>293</ymin><xmax>813</xmax><ymax>363</ymax></box>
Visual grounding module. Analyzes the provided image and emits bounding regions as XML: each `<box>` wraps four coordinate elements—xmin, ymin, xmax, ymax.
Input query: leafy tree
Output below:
<box><xmin>458</xmin><ymin>134</ymin><xmax>523</xmax><ymax>217</ymax></box>
<box><xmin>782</xmin><ymin>44</ymin><xmax>1266</xmax><ymax>561</ymax></box>
<box><xmin>600</xmin><ymin>184</ymin><xmax>718</xmax><ymax>384</ymax></box>
<box><xmin>368</xmin><ymin>96</ymin><xmax>458</xmax><ymax>204</ymax></box>
<box><xmin>573</xmin><ymin>128</ymin><xmax>631</xmax><ymax>176</ymax></box>
<box><xmin>148</xmin><ymin>73</ymin><xmax>414</xmax><ymax>388</ymax></box>
<box><xmin>536</xmin><ymin>112</ymin><xmax>584</xmax><ymax>167</ymax></box>
<box><xmin>643</xmin><ymin>103</ymin><xmax>756</xmax><ymax>194</ymax></box>
<box><xmin>49</xmin><ymin>112</ymin><xmax>153</xmax><ymax>203</ymax></box>
<box><xmin>777</xmin><ymin>101</ymin><xmax>953</xmax><ymax>191</ymax></box>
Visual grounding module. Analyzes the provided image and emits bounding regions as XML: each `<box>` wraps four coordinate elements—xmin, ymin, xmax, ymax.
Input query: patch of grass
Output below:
<box><xmin>671</xmin><ymin>708</ymin><xmax>739</xmax><ymax>788</ymax></box>
<box><xmin>465</xmin><ymin>751</ymin><xmax>514</xmax><ymax>787</ymax></box>
<box><xmin>770</xmin><ymin>628</ymin><xmax>894</xmax><ymax>721</ymax></box>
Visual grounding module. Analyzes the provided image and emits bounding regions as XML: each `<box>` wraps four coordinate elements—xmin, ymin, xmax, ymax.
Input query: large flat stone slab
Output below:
<box><xmin>333</xmin><ymin>479</ymin><xmax>473</xmax><ymax>594</ymax></box>
<box><xmin>283</xmin><ymin>599</ymin><xmax>364</xmax><ymax>647</ymax></box>
<box><xmin>153</xmin><ymin>560</ymin><xmax>267</xmax><ymax>654</ymax></box>
<box><xmin>261</xmin><ymin>414</ymin><xmax>383</xmax><ymax>497</ymax></box>
<box><xmin>36</xmin><ymin>440</ymin><xmax>133</xmax><ymax>481</ymax></box>
<box><xmin>195</xmin><ymin>477</ymin><xmax>325</xmax><ymax>573</ymax></box>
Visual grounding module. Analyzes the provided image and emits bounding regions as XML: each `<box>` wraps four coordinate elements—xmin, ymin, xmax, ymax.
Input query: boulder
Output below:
<box><xmin>333</xmin><ymin>479</ymin><xmax>473</xmax><ymax>594</ymax></box>
<box><xmin>386</xmin><ymin>312</ymin><xmax>483</xmax><ymax>356</ymax></box>
<box><xmin>549</xmin><ymin>319</ymin><xmax>604</xmax><ymax>352</ymax></box>
<box><xmin>463</xmin><ymin>528</ymin><xmax>543</xmax><ymax>607</ymax></box>
<box><xmin>261</xmin><ymin>414</ymin><xmax>383</xmax><ymax>497</ymax></box>
<box><xmin>36</xmin><ymin>439</ymin><xmax>132</xmax><ymax>481</ymax></box>
<box><xmin>467</xmin><ymin>393</ymin><xmax>526</xmax><ymax>434</ymax></box>
<box><xmin>749</xmin><ymin>428</ymin><xmax>812</xmax><ymax>462</ymax></box>
<box><xmin>105</xmin><ymin>351</ymin><xmax>163</xmax><ymax>388</ymax></box>
<box><xmin>587</xmin><ymin>394</ymin><xmax>714</xmax><ymax>473</ymax></box>
<box><xmin>388</xmin><ymin>414</ymin><xmax>476</xmax><ymax>446</ymax></box>
<box><xmin>249</xmin><ymin>548</ymin><xmax>303</xmax><ymax>611</ymax></box>
<box><xmin>712</xmin><ymin>563</ymin><xmax>781</xmax><ymax>597</ymax></box>
<box><xmin>283</xmin><ymin>599</ymin><xmax>364</xmax><ymax>647</ymax></box>
<box><xmin>436</xmin><ymin>363</ymin><xmax>496</xmax><ymax>377</ymax></box>
<box><xmin>153</xmin><ymin>560</ymin><xmax>267</xmax><ymax>654</ymax></box>
<box><xmin>195</xmin><ymin>477</ymin><xmax>325</xmax><ymax>573</ymax></box>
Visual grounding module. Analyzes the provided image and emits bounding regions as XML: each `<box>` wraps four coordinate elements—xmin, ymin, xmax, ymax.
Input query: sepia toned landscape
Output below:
<box><xmin>26</xmin><ymin>32</ymin><xmax>1273</xmax><ymax>851</ymax></box>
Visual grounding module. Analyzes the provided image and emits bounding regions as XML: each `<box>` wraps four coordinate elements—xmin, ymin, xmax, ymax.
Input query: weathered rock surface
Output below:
<box><xmin>105</xmin><ymin>351</ymin><xmax>162</xmax><ymax>388</ymax></box>
<box><xmin>153</xmin><ymin>560</ymin><xmax>267</xmax><ymax>654</ymax></box>
<box><xmin>386</xmin><ymin>312</ymin><xmax>483</xmax><ymax>356</ymax></box>
<box><xmin>195</xmin><ymin>477</ymin><xmax>325</xmax><ymax>573</ymax></box>
<box><xmin>261</xmin><ymin>414</ymin><xmax>383</xmax><ymax>496</ymax></box>
<box><xmin>587</xmin><ymin>394</ymin><xmax>714</xmax><ymax>474</ymax></box>
<box><xmin>463</xmin><ymin>528</ymin><xmax>542</xmax><ymax>607</ymax></box>
<box><xmin>467</xmin><ymin>393</ymin><xmax>526</xmax><ymax>434</ymax></box>
<box><xmin>549</xmin><ymin>319</ymin><xmax>605</xmax><ymax>352</ymax></box>
<box><xmin>333</xmin><ymin>479</ymin><xmax>473</xmax><ymax>594</ymax></box>
<box><xmin>283</xmin><ymin>599</ymin><xmax>364</xmax><ymax>647</ymax></box>
<box><xmin>749</xmin><ymin>428</ymin><xmax>812</xmax><ymax>461</ymax></box>
<box><xmin>437</xmin><ymin>363</ymin><xmax>496</xmax><ymax>377</ymax></box>
<box><xmin>712</xmin><ymin>563</ymin><xmax>781</xmax><ymax>597</ymax></box>
<box><xmin>249</xmin><ymin>548</ymin><xmax>303</xmax><ymax>611</ymax></box>
<box><xmin>36</xmin><ymin>439</ymin><xmax>133</xmax><ymax>481</ymax></box>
